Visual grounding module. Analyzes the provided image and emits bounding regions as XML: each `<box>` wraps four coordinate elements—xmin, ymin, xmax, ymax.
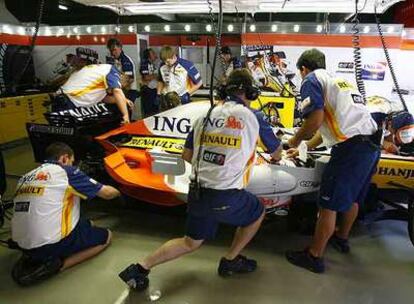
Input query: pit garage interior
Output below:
<box><xmin>0</xmin><ymin>0</ymin><xmax>414</xmax><ymax>303</ymax></box>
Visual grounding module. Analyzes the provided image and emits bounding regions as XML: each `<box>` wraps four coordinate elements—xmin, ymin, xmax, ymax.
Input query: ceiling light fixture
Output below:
<box><xmin>184</xmin><ymin>24</ymin><xmax>191</xmax><ymax>32</ymax></box>
<box><xmin>363</xmin><ymin>26</ymin><xmax>370</xmax><ymax>33</ymax></box>
<box><xmin>144</xmin><ymin>25</ymin><xmax>150</xmax><ymax>32</ymax></box>
<box><xmin>86</xmin><ymin>26</ymin><xmax>92</xmax><ymax>34</ymax></box>
<box><xmin>293</xmin><ymin>24</ymin><xmax>300</xmax><ymax>32</ymax></box>
<box><xmin>339</xmin><ymin>25</ymin><xmax>346</xmax><ymax>33</ymax></box>
<box><xmin>387</xmin><ymin>26</ymin><xmax>394</xmax><ymax>34</ymax></box>
<box><xmin>164</xmin><ymin>25</ymin><xmax>171</xmax><ymax>32</ymax></box>
<box><xmin>128</xmin><ymin>25</ymin><xmax>135</xmax><ymax>33</ymax></box>
<box><xmin>250</xmin><ymin>24</ymin><xmax>256</xmax><ymax>32</ymax></box>
<box><xmin>227</xmin><ymin>24</ymin><xmax>234</xmax><ymax>32</ymax></box>
<box><xmin>271</xmin><ymin>24</ymin><xmax>278</xmax><ymax>32</ymax></box>
<box><xmin>206</xmin><ymin>24</ymin><xmax>212</xmax><ymax>32</ymax></box>
<box><xmin>58</xmin><ymin>4</ymin><xmax>68</xmax><ymax>10</ymax></box>
<box><xmin>73</xmin><ymin>27</ymin><xmax>79</xmax><ymax>34</ymax></box>
<box><xmin>316</xmin><ymin>25</ymin><xmax>323</xmax><ymax>33</ymax></box>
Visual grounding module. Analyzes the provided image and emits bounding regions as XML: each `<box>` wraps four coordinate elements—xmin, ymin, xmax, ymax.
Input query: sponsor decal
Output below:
<box><xmin>28</xmin><ymin>124</ymin><xmax>74</xmax><ymax>136</ymax></box>
<box><xmin>153</xmin><ymin>116</ymin><xmax>192</xmax><ymax>134</ymax></box>
<box><xmin>14</xmin><ymin>201</ymin><xmax>30</xmax><ymax>212</ymax></box>
<box><xmin>361</xmin><ymin>62</ymin><xmax>387</xmax><ymax>81</ymax></box>
<box><xmin>299</xmin><ymin>181</ymin><xmax>320</xmax><ymax>188</ymax></box>
<box><xmin>225</xmin><ymin>116</ymin><xmax>244</xmax><ymax>129</ymax></box>
<box><xmin>35</xmin><ymin>171</ymin><xmax>51</xmax><ymax>182</ymax></box>
<box><xmin>376</xmin><ymin>167</ymin><xmax>414</xmax><ymax>180</ymax></box>
<box><xmin>202</xmin><ymin>133</ymin><xmax>241</xmax><ymax>149</ymax></box>
<box><xmin>54</xmin><ymin>103</ymin><xmax>110</xmax><ymax>120</ymax></box>
<box><xmin>122</xmin><ymin>136</ymin><xmax>185</xmax><ymax>154</ymax></box>
<box><xmin>351</xmin><ymin>94</ymin><xmax>365</xmax><ymax>105</ymax></box>
<box><xmin>16</xmin><ymin>186</ymin><xmax>45</xmax><ymax>196</ymax></box>
<box><xmin>202</xmin><ymin>150</ymin><xmax>226</xmax><ymax>166</ymax></box>
<box><xmin>336</xmin><ymin>62</ymin><xmax>354</xmax><ymax>74</ymax></box>
<box><xmin>335</xmin><ymin>80</ymin><xmax>354</xmax><ymax>90</ymax></box>
<box><xmin>259</xmin><ymin>197</ymin><xmax>291</xmax><ymax>209</ymax></box>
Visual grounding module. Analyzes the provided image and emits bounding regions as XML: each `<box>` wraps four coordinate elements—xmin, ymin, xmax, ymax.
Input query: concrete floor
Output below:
<box><xmin>1</xmin><ymin>142</ymin><xmax>414</xmax><ymax>304</ymax></box>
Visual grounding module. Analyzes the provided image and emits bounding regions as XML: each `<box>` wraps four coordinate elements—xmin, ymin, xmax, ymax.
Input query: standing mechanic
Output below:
<box><xmin>285</xmin><ymin>49</ymin><xmax>380</xmax><ymax>273</ymax></box>
<box><xmin>140</xmin><ymin>48</ymin><xmax>160</xmax><ymax>116</ymax></box>
<box><xmin>59</xmin><ymin>64</ymin><xmax>134</xmax><ymax>124</ymax></box>
<box><xmin>106</xmin><ymin>38</ymin><xmax>139</xmax><ymax>103</ymax></box>
<box><xmin>119</xmin><ymin>69</ymin><xmax>282</xmax><ymax>290</ymax></box>
<box><xmin>11</xmin><ymin>142</ymin><xmax>120</xmax><ymax>285</ymax></box>
<box><xmin>157</xmin><ymin>46</ymin><xmax>203</xmax><ymax>105</ymax></box>
<box><xmin>219</xmin><ymin>46</ymin><xmax>242</xmax><ymax>84</ymax></box>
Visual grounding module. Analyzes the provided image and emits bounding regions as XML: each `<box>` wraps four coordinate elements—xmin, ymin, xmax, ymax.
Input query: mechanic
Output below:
<box><xmin>106</xmin><ymin>38</ymin><xmax>139</xmax><ymax>103</ymax></box>
<box><xmin>219</xmin><ymin>46</ymin><xmax>242</xmax><ymax>84</ymax></box>
<box><xmin>383</xmin><ymin>111</ymin><xmax>414</xmax><ymax>155</ymax></box>
<box><xmin>11</xmin><ymin>142</ymin><xmax>120</xmax><ymax>285</ymax></box>
<box><xmin>157</xmin><ymin>46</ymin><xmax>203</xmax><ymax>105</ymax></box>
<box><xmin>59</xmin><ymin>63</ymin><xmax>134</xmax><ymax>124</ymax></box>
<box><xmin>285</xmin><ymin>49</ymin><xmax>380</xmax><ymax>273</ymax></box>
<box><xmin>140</xmin><ymin>48</ymin><xmax>160</xmax><ymax>116</ymax></box>
<box><xmin>118</xmin><ymin>69</ymin><xmax>282</xmax><ymax>290</ymax></box>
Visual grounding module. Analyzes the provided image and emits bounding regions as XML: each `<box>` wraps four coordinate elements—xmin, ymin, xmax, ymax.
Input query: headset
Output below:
<box><xmin>216</xmin><ymin>82</ymin><xmax>261</xmax><ymax>101</ymax></box>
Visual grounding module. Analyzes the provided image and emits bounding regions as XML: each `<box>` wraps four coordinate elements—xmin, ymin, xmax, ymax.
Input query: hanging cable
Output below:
<box><xmin>351</xmin><ymin>0</ymin><xmax>367</xmax><ymax>103</ymax></box>
<box><xmin>374</xmin><ymin>0</ymin><xmax>408</xmax><ymax>111</ymax></box>
<box><xmin>12</xmin><ymin>0</ymin><xmax>46</xmax><ymax>94</ymax></box>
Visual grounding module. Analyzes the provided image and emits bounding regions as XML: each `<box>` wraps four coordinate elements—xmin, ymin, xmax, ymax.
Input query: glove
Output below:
<box><xmin>154</xmin><ymin>94</ymin><xmax>161</xmax><ymax>106</ymax></box>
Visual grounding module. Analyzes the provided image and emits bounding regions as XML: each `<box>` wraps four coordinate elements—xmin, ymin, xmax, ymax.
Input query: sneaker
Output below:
<box><xmin>329</xmin><ymin>235</ymin><xmax>350</xmax><ymax>254</ymax></box>
<box><xmin>285</xmin><ymin>249</ymin><xmax>325</xmax><ymax>274</ymax></box>
<box><xmin>218</xmin><ymin>255</ymin><xmax>257</xmax><ymax>277</ymax></box>
<box><xmin>119</xmin><ymin>264</ymin><xmax>150</xmax><ymax>291</ymax></box>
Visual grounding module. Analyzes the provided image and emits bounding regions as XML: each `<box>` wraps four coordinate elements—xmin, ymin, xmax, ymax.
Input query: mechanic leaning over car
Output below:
<box><xmin>106</xmin><ymin>38</ymin><xmax>139</xmax><ymax>104</ymax></box>
<box><xmin>118</xmin><ymin>68</ymin><xmax>282</xmax><ymax>290</ymax></box>
<box><xmin>285</xmin><ymin>48</ymin><xmax>381</xmax><ymax>273</ymax></box>
<box><xmin>59</xmin><ymin>63</ymin><xmax>134</xmax><ymax>124</ymax></box>
<box><xmin>11</xmin><ymin>142</ymin><xmax>120</xmax><ymax>285</ymax></box>
<box><xmin>157</xmin><ymin>46</ymin><xmax>203</xmax><ymax>105</ymax></box>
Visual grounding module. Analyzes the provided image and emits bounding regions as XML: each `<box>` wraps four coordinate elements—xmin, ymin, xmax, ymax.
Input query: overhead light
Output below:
<box><xmin>227</xmin><ymin>24</ymin><xmax>234</xmax><ymax>32</ymax></box>
<box><xmin>101</xmin><ymin>37</ymin><xmax>106</xmax><ymax>43</ymax></box>
<box><xmin>363</xmin><ymin>26</ymin><xmax>370</xmax><ymax>33</ymax></box>
<box><xmin>2</xmin><ymin>25</ymin><xmax>13</xmax><ymax>34</ymax></box>
<box><xmin>44</xmin><ymin>27</ymin><xmax>52</xmax><ymax>36</ymax></box>
<box><xmin>17</xmin><ymin>27</ymin><xmax>26</xmax><ymax>35</ymax></box>
<box><xmin>206</xmin><ymin>24</ymin><xmax>212</xmax><ymax>32</ymax></box>
<box><xmin>101</xmin><ymin>26</ymin><xmax>107</xmax><ymax>34</ymax></box>
<box><xmin>293</xmin><ymin>24</ymin><xmax>300</xmax><ymax>32</ymax></box>
<box><xmin>31</xmin><ymin>27</ymin><xmax>36</xmax><ymax>34</ymax></box>
<box><xmin>115</xmin><ymin>26</ymin><xmax>120</xmax><ymax>33</ymax></box>
<box><xmin>339</xmin><ymin>25</ymin><xmax>346</xmax><ymax>33</ymax></box>
<box><xmin>128</xmin><ymin>25</ymin><xmax>135</xmax><ymax>33</ymax></box>
<box><xmin>93</xmin><ymin>36</ymin><xmax>98</xmax><ymax>42</ymax></box>
<box><xmin>66</xmin><ymin>33</ymin><xmax>71</xmax><ymax>38</ymax></box>
<box><xmin>73</xmin><ymin>27</ymin><xmax>79</xmax><ymax>34</ymax></box>
<box><xmin>387</xmin><ymin>26</ymin><xmax>394</xmax><ymax>34</ymax></box>
<box><xmin>56</xmin><ymin>28</ymin><xmax>64</xmax><ymax>37</ymax></box>
<box><xmin>58</xmin><ymin>4</ymin><xmax>68</xmax><ymax>10</ymax></box>
<box><xmin>271</xmin><ymin>24</ymin><xmax>278</xmax><ymax>32</ymax></box>
<box><xmin>86</xmin><ymin>26</ymin><xmax>92</xmax><ymax>34</ymax></box>
<box><xmin>164</xmin><ymin>25</ymin><xmax>170</xmax><ymax>32</ymax></box>
<box><xmin>144</xmin><ymin>25</ymin><xmax>150</xmax><ymax>32</ymax></box>
<box><xmin>316</xmin><ymin>25</ymin><xmax>323</xmax><ymax>33</ymax></box>
<box><xmin>250</xmin><ymin>24</ymin><xmax>256</xmax><ymax>32</ymax></box>
<box><xmin>76</xmin><ymin>35</ymin><xmax>80</xmax><ymax>40</ymax></box>
<box><xmin>184</xmin><ymin>24</ymin><xmax>191</xmax><ymax>32</ymax></box>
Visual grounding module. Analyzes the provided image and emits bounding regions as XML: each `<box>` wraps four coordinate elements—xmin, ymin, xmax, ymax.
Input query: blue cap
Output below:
<box><xmin>391</xmin><ymin>111</ymin><xmax>414</xmax><ymax>130</ymax></box>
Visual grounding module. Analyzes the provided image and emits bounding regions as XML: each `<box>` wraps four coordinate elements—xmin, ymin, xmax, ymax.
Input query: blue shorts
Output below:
<box><xmin>26</xmin><ymin>219</ymin><xmax>109</xmax><ymax>262</ymax></box>
<box><xmin>186</xmin><ymin>188</ymin><xmax>264</xmax><ymax>240</ymax></box>
<box><xmin>319</xmin><ymin>138</ymin><xmax>381</xmax><ymax>212</ymax></box>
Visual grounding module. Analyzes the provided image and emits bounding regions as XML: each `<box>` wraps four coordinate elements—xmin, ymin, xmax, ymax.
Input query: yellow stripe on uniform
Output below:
<box><xmin>243</xmin><ymin>152</ymin><xmax>256</xmax><ymax>187</ymax></box>
<box><xmin>324</xmin><ymin>102</ymin><xmax>348</xmax><ymax>142</ymax></box>
<box><xmin>61</xmin><ymin>188</ymin><xmax>74</xmax><ymax>238</ymax></box>
<box><xmin>67</xmin><ymin>76</ymin><xmax>106</xmax><ymax>97</ymax></box>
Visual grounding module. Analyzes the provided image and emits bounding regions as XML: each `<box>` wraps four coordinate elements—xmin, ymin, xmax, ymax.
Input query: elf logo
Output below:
<box><xmin>202</xmin><ymin>151</ymin><xmax>226</xmax><ymax>166</ymax></box>
<box><xmin>376</xmin><ymin>167</ymin><xmax>414</xmax><ymax>180</ymax></box>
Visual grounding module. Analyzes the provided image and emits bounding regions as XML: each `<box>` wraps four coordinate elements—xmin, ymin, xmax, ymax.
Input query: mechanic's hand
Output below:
<box><xmin>383</xmin><ymin>140</ymin><xmax>399</xmax><ymax>154</ymax></box>
<box><xmin>288</xmin><ymin>137</ymin><xmax>300</xmax><ymax>148</ymax></box>
<box><xmin>286</xmin><ymin>148</ymin><xmax>299</xmax><ymax>159</ymax></box>
<box><xmin>155</xmin><ymin>94</ymin><xmax>161</xmax><ymax>106</ymax></box>
<box><xmin>121</xmin><ymin>115</ymin><xmax>130</xmax><ymax>125</ymax></box>
<box><xmin>126</xmin><ymin>99</ymin><xmax>135</xmax><ymax>110</ymax></box>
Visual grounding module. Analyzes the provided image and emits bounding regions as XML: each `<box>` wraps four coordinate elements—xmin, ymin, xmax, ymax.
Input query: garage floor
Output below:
<box><xmin>1</xmin><ymin>142</ymin><xmax>414</xmax><ymax>304</ymax></box>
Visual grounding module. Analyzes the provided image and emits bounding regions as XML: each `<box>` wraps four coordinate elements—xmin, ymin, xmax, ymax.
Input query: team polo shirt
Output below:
<box><xmin>224</xmin><ymin>57</ymin><xmax>243</xmax><ymax>78</ymax></box>
<box><xmin>61</xmin><ymin>64</ymin><xmax>121</xmax><ymax>107</ymax></box>
<box><xmin>185</xmin><ymin>97</ymin><xmax>280</xmax><ymax>190</ymax></box>
<box><xmin>140</xmin><ymin>59</ymin><xmax>158</xmax><ymax>89</ymax></box>
<box><xmin>300</xmin><ymin>69</ymin><xmax>377</xmax><ymax>147</ymax></box>
<box><xmin>158</xmin><ymin>57</ymin><xmax>202</xmax><ymax>97</ymax></box>
<box><xmin>12</xmin><ymin>162</ymin><xmax>103</xmax><ymax>249</ymax></box>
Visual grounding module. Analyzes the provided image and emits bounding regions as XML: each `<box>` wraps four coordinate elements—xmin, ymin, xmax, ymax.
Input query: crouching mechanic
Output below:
<box><xmin>285</xmin><ymin>49</ymin><xmax>380</xmax><ymax>273</ymax></box>
<box><xmin>119</xmin><ymin>69</ymin><xmax>282</xmax><ymax>290</ymax></box>
<box><xmin>58</xmin><ymin>64</ymin><xmax>134</xmax><ymax>124</ymax></box>
<box><xmin>11</xmin><ymin>142</ymin><xmax>120</xmax><ymax>285</ymax></box>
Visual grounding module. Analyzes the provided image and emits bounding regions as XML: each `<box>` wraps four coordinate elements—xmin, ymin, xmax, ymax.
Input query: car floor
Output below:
<box><xmin>0</xmin><ymin>142</ymin><xmax>413</xmax><ymax>304</ymax></box>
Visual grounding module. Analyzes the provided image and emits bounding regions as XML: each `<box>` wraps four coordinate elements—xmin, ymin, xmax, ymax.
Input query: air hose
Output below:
<box><xmin>351</xmin><ymin>0</ymin><xmax>367</xmax><ymax>104</ymax></box>
<box><xmin>374</xmin><ymin>1</ymin><xmax>408</xmax><ymax>111</ymax></box>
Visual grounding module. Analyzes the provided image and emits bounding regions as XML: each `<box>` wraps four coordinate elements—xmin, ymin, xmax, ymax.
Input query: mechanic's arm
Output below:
<box><xmin>182</xmin><ymin>148</ymin><xmax>193</xmax><ymax>163</ymax></box>
<box><xmin>286</xmin><ymin>131</ymin><xmax>322</xmax><ymax>159</ymax></box>
<box><xmin>288</xmin><ymin>110</ymin><xmax>324</xmax><ymax>148</ymax></box>
<box><xmin>187</xmin><ymin>65</ymin><xmax>203</xmax><ymax>95</ymax></box>
<box><xmin>112</xmin><ymin>88</ymin><xmax>130</xmax><ymax>124</ymax></box>
<box><xmin>256</xmin><ymin>111</ymin><xmax>282</xmax><ymax>162</ymax></box>
<box><xmin>97</xmin><ymin>185</ymin><xmax>121</xmax><ymax>200</ymax></box>
<box><xmin>188</xmin><ymin>81</ymin><xmax>202</xmax><ymax>96</ymax></box>
<box><xmin>157</xmin><ymin>81</ymin><xmax>165</xmax><ymax>95</ymax></box>
<box><xmin>182</xmin><ymin>129</ymin><xmax>195</xmax><ymax>163</ymax></box>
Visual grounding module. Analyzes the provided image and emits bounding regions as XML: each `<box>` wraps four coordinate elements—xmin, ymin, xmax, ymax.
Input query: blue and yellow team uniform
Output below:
<box><xmin>300</xmin><ymin>69</ymin><xmax>380</xmax><ymax>212</ymax></box>
<box><xmin>107</xmin><ymin>51</ymin><xmax>138</xmax><ymax>101</ymax></box>
<box><xmin>184</xmin><ymin>96</ymin><xmax>280</xmax><ymax>240</ymax></box>
<box><xmin>11</xmin><ymin>162</ymin><xmax>107</xmax><ymax>262</ymax></box>
<box><xmin>158</xmin><ymin>57</ymin><xmax>202</xmax><ymax>104</ymax></box>
<box><xmin>224</xmin><ymin>57</ymin><xmax>243</xmax><ymax>78</ymax></box>
<box><xmin>60</xmin><ymin>64</ymin><xmax>121</xmax><ymax>108</ymax></box>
